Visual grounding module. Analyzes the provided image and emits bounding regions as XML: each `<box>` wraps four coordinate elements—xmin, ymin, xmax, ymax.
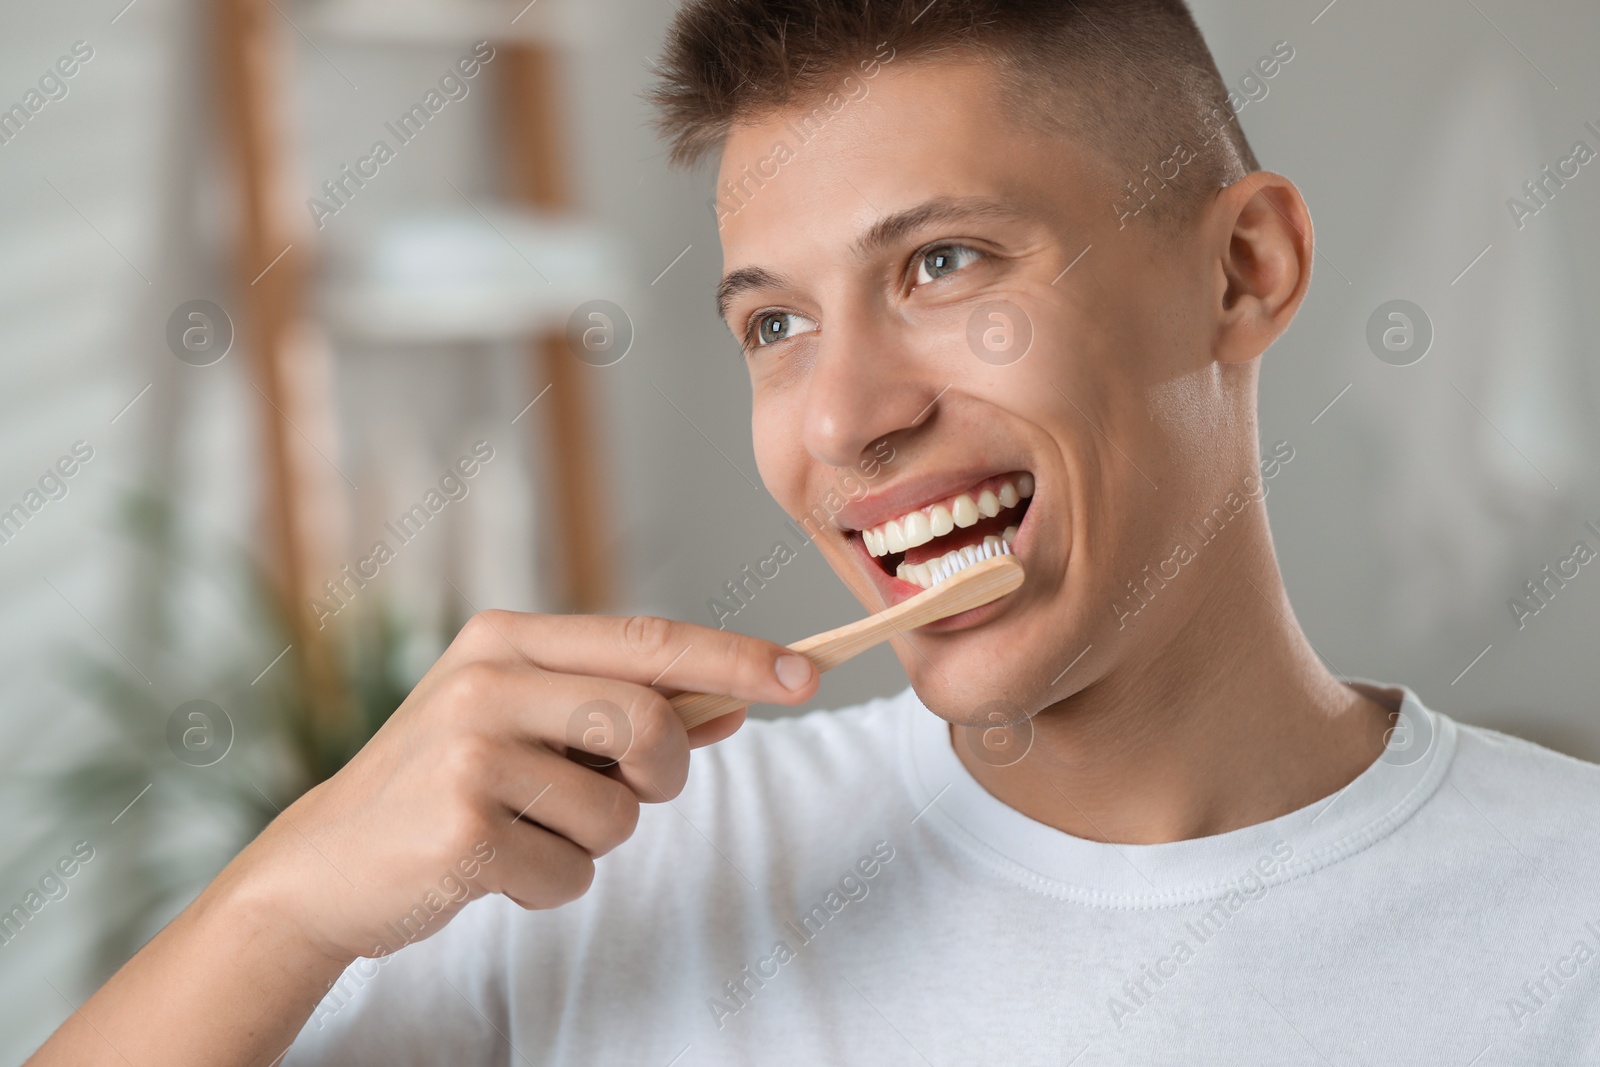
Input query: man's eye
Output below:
<box><xmin>748</xmin><ymin>311</ymin><xmax>818</xmax><ymax>348</ymax></box>
<box><xmin>914</xmin><ymin>244</ymin><xmax>983</xmax><ymax>285</ymax></box>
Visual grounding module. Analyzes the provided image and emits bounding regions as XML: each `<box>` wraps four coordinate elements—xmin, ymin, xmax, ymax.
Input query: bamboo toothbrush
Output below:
<box><xmin>669</xmin><ymin>553</ymin><xmax>1025</xmax><ymax>729</ymax></box>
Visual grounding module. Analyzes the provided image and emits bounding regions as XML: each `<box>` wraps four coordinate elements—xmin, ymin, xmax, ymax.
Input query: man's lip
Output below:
<box><xmin>833</xmin><ymin>465</ymin><xmax>1030</xmax><ymax>532</ymax></box>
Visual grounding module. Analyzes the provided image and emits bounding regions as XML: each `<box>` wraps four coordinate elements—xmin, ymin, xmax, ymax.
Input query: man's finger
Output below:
<box><xmin>686</xmin><ymin>707</ymin><xmax>747</xmax><ymax>750</ymax></box>
<box><xmin>480</xmin><ymin>666</ymin><xmax>692</xmax><ymax>803</ymax></box>
<box><xmin>480</xmin><ymin>819</ymin><xmax>597</xmax><ymax>911</ymax></box>
<box><xmin>490</xmin><ymin>746</ymin><xmax>641</xmax><ymax>858</ymax></box>
<box><xmin>456</xmin><ymin>610</ymin><xmax>818</xmax><ymax>707</ymax></box>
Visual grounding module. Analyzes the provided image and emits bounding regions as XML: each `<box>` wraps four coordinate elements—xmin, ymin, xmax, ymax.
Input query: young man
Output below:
<box><xmin>32</xmin><ymin>1</ymin><xmax>1600</xmax><ymax>1063</ymax></box>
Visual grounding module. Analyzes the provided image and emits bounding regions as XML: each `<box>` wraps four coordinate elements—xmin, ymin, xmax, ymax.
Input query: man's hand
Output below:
<box><xmin>243</xmin><ymin>610</ymin><xmax>819</xmax><ymax>963</ymax></box>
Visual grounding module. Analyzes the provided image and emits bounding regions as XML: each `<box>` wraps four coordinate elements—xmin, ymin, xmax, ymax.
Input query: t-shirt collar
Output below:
<box><xmin>900</xmin><ymin>678</ymin><xmax>1456</xmax><ymax>908</ymax></box>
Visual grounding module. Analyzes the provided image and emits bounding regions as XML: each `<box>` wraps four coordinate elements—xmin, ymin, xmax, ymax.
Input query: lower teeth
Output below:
<box><xmin>895</xmin><ymin>526</ymin><xmax>1018</xmax><ymax>589</ymax></box>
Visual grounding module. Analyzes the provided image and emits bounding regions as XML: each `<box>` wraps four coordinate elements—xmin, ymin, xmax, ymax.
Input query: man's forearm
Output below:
<box><xmin>26</xmin><ymin>854</ymin><xmax>350</xmax><ymax>1067</ymax></box>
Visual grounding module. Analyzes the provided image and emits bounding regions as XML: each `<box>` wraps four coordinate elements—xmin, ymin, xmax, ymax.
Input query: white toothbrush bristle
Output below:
<box><xmin>899</xmin><ymin>531</ymin><xmax>1017</xmax><ymax>590</ymax></box>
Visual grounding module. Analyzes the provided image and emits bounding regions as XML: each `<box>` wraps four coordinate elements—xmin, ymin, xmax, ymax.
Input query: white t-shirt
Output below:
<box><xmin>285</xmin><ymin>681</ymin><xmax>1600</xmax><ymax>1066</ymax></box>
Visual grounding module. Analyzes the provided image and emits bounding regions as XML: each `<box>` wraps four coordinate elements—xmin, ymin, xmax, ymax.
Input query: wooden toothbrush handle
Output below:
<box><xmin>669</xmin><ymin>688</ymin><xmax>769</xmax><ymax>731</ymax></box>
<box><xmin>668</xmin><ymin>628</ymin><xmax>858</xmax><ymax>729</ymax></box>
<box><xmin>667</xmin><ymin>556</ymin><xmax>1023</xmax><ymax>730</ymax></box>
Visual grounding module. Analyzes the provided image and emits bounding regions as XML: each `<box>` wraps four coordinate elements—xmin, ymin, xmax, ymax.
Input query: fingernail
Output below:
<box><xmin>775</xmin><ymin>654</ymin><xmax>812</xmax><ymax>691</ymax></box>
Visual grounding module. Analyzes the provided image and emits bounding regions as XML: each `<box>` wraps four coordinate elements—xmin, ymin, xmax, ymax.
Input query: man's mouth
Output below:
<box><xmin>855</xmin><ymin>472</ymin><xmax>1033</xmax><ymax>590</ymax></box>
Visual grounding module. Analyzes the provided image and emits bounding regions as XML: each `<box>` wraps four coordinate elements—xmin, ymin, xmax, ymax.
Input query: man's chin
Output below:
<box><xmin>894</xmin><ymin>629</ymin><xmax>1044</xmax><ymax>726</ymax></box>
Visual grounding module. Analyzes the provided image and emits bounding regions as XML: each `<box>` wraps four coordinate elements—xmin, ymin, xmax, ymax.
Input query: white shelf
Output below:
<box><xmin>318</xmin><ymin>208</ymin><xmax>632</xmax><ymax>345</ymax></box>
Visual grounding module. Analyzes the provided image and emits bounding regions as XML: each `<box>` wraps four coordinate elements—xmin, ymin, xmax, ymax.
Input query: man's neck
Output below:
<box><xmin>956</xmin><ymin>515</ymin><xmax>1395</xmax><ymax>845</ymax></box>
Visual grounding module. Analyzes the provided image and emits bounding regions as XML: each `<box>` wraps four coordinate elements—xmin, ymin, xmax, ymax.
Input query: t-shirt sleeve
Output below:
<box><xmin>282</xmin><ymin>895</ymin><xmax>514</xmax><ymax>1067</ymax></box>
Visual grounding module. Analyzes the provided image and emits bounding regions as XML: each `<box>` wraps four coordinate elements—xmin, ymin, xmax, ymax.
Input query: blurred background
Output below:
<box><xmin>1</xmin><ymin>0</ymin><xmax>1597</xmax><ymax>1058</ymax></box>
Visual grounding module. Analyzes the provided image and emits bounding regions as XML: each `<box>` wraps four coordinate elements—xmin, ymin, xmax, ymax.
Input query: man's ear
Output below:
<box><xmin>1209</xmin><ymin>172</ymin><xmax>1313</xmax><ymax>365</ymax></box>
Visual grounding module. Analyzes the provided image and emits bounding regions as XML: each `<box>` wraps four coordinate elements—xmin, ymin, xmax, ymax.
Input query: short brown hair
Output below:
<box><xmin>648</xmin><ymin>0</ymin><xmax>1260</xmax><ymax>223</ymax></box>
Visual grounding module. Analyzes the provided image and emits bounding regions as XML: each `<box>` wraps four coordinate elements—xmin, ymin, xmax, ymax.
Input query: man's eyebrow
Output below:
<box><xmin>714</xmin><ymin>196</ymin><xmax>1032</xmax><ymax>325</ymax></box>
<box><xmin>716</xmin><ymin>265</ymin><xmax>790</xmax><ymax>326</ymax></box>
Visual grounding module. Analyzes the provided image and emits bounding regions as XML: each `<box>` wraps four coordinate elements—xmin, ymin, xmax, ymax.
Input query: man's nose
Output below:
<box><xmin>800</xmin><ymin>300</ymin><xmax>946</xmax><ymax>468</ymax></box>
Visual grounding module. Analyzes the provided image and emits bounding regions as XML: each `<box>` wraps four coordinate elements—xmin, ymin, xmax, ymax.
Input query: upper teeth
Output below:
<box><xmin>862</xmin><ymin>473</ymin><xmax>1033</xmax><ymax>558</ymax></box>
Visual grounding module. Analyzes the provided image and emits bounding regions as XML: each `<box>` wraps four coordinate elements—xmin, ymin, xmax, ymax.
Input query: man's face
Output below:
<box><xmin>715</xmin><ymin>57</ymin><xmax>1246</xmax><ymax>724</ymax></box>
